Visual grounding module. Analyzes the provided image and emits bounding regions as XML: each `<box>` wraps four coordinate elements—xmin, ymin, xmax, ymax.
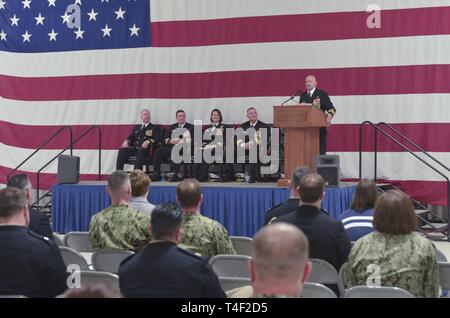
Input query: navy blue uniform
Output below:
<box><xmin>238</xmin><ymin>120</ymin><xmax>270</xmax><ymax>182</ymax></box>
<box><xmin>193</xmin><ymin>123</ymin><xmax>234</xmax><ymax>182</ymax></box>
<box><xmin>116</xmin><ymin>123</ymin><xmax>163</xmax><ymax>170</ymax></box>
<box><xmin>119</xmin><ymin>241</ymin><xmax>225</xmax><ymax>298</ymax></box>
<box><xmin>153</xmin><ymin>122</ymin><xmax>194</xmax><ymax>178</ymax></box>
<box><xmin>299</xmin><ymin>88</ymin><xmax>336</xmax><ymax>154</ymax></box>
<box><xmin>0</xmin><ymin>226</ymin><xmax>67</xmax><ymax>298</ymax></box>
<box><xmin>29</xmin><ymin>207</ymin><xmax>54</xmax><ymax>240</ymax></box>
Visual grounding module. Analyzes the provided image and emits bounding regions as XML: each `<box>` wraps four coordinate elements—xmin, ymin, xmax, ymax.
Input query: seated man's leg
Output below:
<box><xmin>116</xmin><ymin>148</ymin><xmax>137</xmax><ymax>170</ymax></box>
<box><xmin>153</xmin><ymin>147</ymin><xmax>172</xmax><ymax>179</ymax></box>
<box><xmin>135</xmin><ymin>148</ymin><xmax>150</xmax><ymax>170</ymax></box>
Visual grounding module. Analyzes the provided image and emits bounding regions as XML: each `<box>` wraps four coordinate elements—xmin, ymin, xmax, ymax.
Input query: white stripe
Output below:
<box><xmin>328</xmin><ymin>152</ymin><xmax>450</xmax><ymax>182</ymax></box>
<box><xmin>341</xmin><ymin>216</ymin><xmax>374</xmax><ymax>224</ymax></box>
<box><xmin>151</xmin><ymin>0</ymin><xmax>450</xmax><ymax>22</ymax></box>
<box><xmin>2</xmin><ymin>93</ymin><xmax>449</xmax><ymax>126</ymax></box>
<box><xmin>2</xmin><ymin>35</ymin><xmax>450</xmax><ymax>77</ymax></box>
<box><xmin>1</xmin><ymin>144</ymin><xmax>450</xmax><ymax>182</ymax></box>
<box><xmin>344</xmin><ymin>222</ymin><xmax>374</xmax><ymax>230</ymax></box>
<box><xmin>0</xmin><ymin>143</ymin><xmax>116</xmax><ymax>175</ymax></box>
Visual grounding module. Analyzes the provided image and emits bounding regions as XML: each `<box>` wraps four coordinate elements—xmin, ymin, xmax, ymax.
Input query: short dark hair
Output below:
<box><xmin>0</xmin><ymin>188</ymin><xmax>27</xmax><ymax>219</ymax></box>
<box><xmin>176</xmin><ymin>109</ymin><xmax>185</xmax><ymax>116</ymax></box>
<box><xmin>373</xmin><ymin>190</ymin><xmax>417</xmax><ymax>235</ymax></box>
<box><xmin>351</xmin><ymin>179</ymin><xmax>378</xmax><ymax>212</ymax></box>
<box><xmin>176</xmin><ymin>179</ymin><xmax>202</xmax><ymax>208</ymax></box>
<box><xmin>210</xmin><ymin>108</ymin><xmax>223</xmax><ymax>123</ymax></box>
<box><xmin>151</xmin><ymin>203</ymin><xmax>182</xmax><ymax>239</ymax></box>
<box><xmin>246</xmin><ymin>107</ymin><xmax>256</xmax><ymax>113</ymax></box>
<box><xmin>298</xmin><ymin>173</ymin><xmax>324</xmax><ymax>203</ymax></box>
<box><xmin>108</xmin><ymin>170</ymin><xmax>130</xmax><ymax>192</ymax></box>
<box><xmin>7</xmin><ymin>174</ymin><xmax>31</xmax><ymax>191</ymax></box>
<box><xmin>130</xmin><ymin>170</ymin><xmax>150</xmax><ymax>197</ymax></box>
<box><xmin>291</xmin><ymin>166</ymin><xmax>312</xmax><ymax>191</ymax></box>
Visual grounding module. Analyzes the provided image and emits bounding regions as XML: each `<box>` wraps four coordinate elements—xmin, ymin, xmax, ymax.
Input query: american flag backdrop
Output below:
<box><xmin>1</xmin><ymin>0</ymin><xmax>450</xmax><ymax>205</ymax></box>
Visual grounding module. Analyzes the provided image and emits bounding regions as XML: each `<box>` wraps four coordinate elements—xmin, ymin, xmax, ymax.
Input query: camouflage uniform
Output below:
<box><xmin>179</xmin><ymin>212</ymin><xmax>236</xmax><ymax>258</ymax></box>
<box><xmin>346</xmin><ymin>231</ymin><xmax>439</xmax><ymax>298</ymax></box>
<box><xmin>88</xmin><ymin>204</ymin><xmax>151</xmax><ymax>251</ymax></box>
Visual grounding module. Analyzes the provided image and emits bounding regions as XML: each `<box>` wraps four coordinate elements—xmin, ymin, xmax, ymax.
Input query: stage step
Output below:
<box><xmin>415</xmin><ymin>209</ymin><xmax>431</xmax><ymax>215</ymax></box>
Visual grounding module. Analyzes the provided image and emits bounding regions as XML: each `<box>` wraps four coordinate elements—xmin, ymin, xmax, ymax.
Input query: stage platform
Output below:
<box><xmin>52</xmin><ymin>181</ymin><xmax>356</xmax><ymax>237</ymax></box>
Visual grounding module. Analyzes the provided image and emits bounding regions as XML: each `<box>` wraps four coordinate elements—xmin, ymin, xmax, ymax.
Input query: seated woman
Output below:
<box><xmin>193</xmin><ymin>109</ymin><xmax>234</xmax><ymax>182</ymax></box>
<box><xmin>346</xmin><ymin>190</ymin><xmax>439</xmax><ymax>298</ymax></box>
<box><xmin>339</xmin><ymin>179</ymin><xmax>378</xmax><ymax>241</ymax></box>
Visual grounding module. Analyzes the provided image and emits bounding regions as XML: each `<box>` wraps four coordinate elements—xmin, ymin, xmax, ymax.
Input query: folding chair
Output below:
<box><xmin>302</xmin><ymin>282</ymin><xmax>337</xmax><ymax>298</ymax></box>
<box><xmin>219</xmin><ymin>277</ymin><xmax>252</xmax><ymax>292</ymax></box>
<box><xmin>308</xmin><ymin>259</ymin><xmax>340</xmax><ymax>285</ymax></box>
<box><xmin>79</xmin><ymin>270</ymin><xmax>120</xmax><ymax>290</ymax></box>
<box><xmin>344</xmin><ymin>286</ymin><xmax>415</xmax><ymax>298</ymax></box>
<box><xmin>53</xmin><ymin>234</ymin><xmax>65</xmax><ymax>247</ymax></box>
<box><xmin>338</xmin><ymin>262</ymin><xmax>347</xmax><ymax>296</ymax></box>
<box><xmin>59</xmin><ymin>246</ymin><xmax>90</xmax><ymax>270</ymax></box>
<box><xmin>230</xmin><ymin>236</ymin><xmax>252</xmax><ymax>256</ymax></box>
<box><xmin>64</xmin><ymin>232</ymin><xmax>93</xmax><ymax>252</ymax></box>
<box><xmin>92</xmin><ymin>251</ymin><xmax>135</xmax><ymax>274</ymax></box>
<box><xmin>436</xmin><ymin>249</ymin><xmax>448</xmax><ymax>262</ymax></box>
<box><xmin>209</xmin><ymin>255</ymin><xmax>251</xmax><ymax>278</ymax></box>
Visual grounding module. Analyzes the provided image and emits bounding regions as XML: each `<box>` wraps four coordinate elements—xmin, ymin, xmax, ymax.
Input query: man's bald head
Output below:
<box><xmin>305</xmin><ymin>75</ymin><xmax>317</xmax><ymax>91</ymax></box>
<box><xmin>252</xmin><ymin>223</ymin><xmax>309</xmax><ymax>282</ymax></box>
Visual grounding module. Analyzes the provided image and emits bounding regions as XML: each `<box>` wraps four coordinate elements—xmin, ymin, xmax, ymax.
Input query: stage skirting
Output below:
<box><xmin>52</xmin><ymin>182</ymin><xmax>355</xmax><ymax>237</ymax></box>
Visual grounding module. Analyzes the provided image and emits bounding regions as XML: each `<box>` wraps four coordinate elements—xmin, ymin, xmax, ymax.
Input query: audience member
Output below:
<box><xmin>176</xmin><ymin>179</ymin><xmax>236</xmax><ymax>258</ymax></box>
<box><xmin>129</xmin><ymin>170</ymin><xmax>155</xmax><ymax>217</ymax></box>
<box><xmin>7</xmin><ymin>174</ymin><xmax>53</xmax><ymax>240</ymax></box>
<box><xmin>346</xmin><ymin>190</ymin><xmax>439</xmax><ymax>298</ymax></box>
<box><xmin>339</xmin><ymin>179</ymin><xmax>378</xmax><ymax>241</ymax></box>
<box><xmin>0</xmin><ymin>188</ymin><xmax>67</xmax><ymax>297</ymax></box>
<box><xmin>89</xmin><ymin>171</ymin><xmax>151</xmax><ymax>251</ymax></box>
<box><xmin>273</xmin><ymin>174</ymin><xmax>351</xmax><ymax>271</ymax></box>
<box><xmin>264</xmin><ymin>166</ymin><xmax>312</xmax><ymax>224</ymax></box>
<box><xmin>250</xmin><ymin>223</ymin><xmax>311</xmax><ymax>298</ymax></box>
<box><xmin>119</xmin><ymin>203</ymin><xmax>225</xmax><ymax>298</ymax></box>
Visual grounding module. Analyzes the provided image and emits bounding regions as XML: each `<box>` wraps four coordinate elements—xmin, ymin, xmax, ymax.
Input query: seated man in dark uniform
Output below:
<box><xmin>118</xmin><ymin>203</ymin><xmax>225</xmax><ymax>298</ymax></box>
<box><xmin>264</xmin><ymin>166</ymin><xmax>312</xmax><ymax>225</ymax></box>
<box><xmin>0</xmin><ymin>188</ymin><xmax>67</xmax><ymax>298</ymax></box>
<box><xmin>299</xmin><ymin>75</ymin><xmax>336</xmax><ymax>155</ymax></box>
<box><xmin>116</xmin><ymin>109</ymin><xmax>163</xmax><ymax>171</ymax></box>
<box><xmin>7</xmin><ymin>174</ymin><xmax>54</xmax><ymax>240</ymax></box>
<box><xmin>152</xmin><ymin>110</ymin><xmax>194</xmax><ymax>182</ymax></box>
<box><xmin>273</xmin><ymin>174</ymin><xmax>351</xmax><ymax>271</ymax></box>
<box><xmin>236</xmin><ymin>107</ymin><xmax>270</xmax><ymax>183</ymax></box>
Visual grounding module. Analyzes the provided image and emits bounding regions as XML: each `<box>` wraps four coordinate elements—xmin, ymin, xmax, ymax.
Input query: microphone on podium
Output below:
<box><xmin>281</xmin><ymin>89</ymin><xmax>303</xmax><ymax>106</ymax></box>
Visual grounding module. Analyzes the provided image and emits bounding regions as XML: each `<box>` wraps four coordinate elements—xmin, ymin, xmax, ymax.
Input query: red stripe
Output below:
<box><xmin>343</xmin><ymin>178</ymin><xmax>449</xmax><ymax>206</ymax></box>
<box><xmin>327</xmin><ymin>123</ymin><xmax>450</xmax><ymax>152</ymax></box>
<box><xmin>1</xmin><ymin>121</ymin><xmax>450</xmax><ymax>152</ymax></box>
<box><xmin>152</xmin><ymin>7</ymin><xmax>450</xmax><ymax>47</ymax></box>
<box><xmin>2</xmin><ymin>65</ymin><xmax>450</xmax><ymax>101</ymax></box>
<box><xmin>0</xmin><ymin>166</ymin><xmax>108</xmax><ymax>190</ymax></box>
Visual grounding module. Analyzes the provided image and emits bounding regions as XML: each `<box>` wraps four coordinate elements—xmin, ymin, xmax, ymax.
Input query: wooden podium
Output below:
<box><xmin>273</xmin><ymin>104</ymin><xmax>329</xmax><ymax>186</ymax></box>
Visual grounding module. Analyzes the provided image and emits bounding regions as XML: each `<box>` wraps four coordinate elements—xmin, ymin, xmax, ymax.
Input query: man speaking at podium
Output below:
<box><xmin>299</xmin><ymin>75</ymin><xmax>336</xmax><ymax>154</ymax></box>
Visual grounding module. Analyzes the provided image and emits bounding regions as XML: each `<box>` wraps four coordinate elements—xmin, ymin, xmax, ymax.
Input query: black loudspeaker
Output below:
<box><xmin>316</xmin><ymin>155</ymin><xmax>340</xmax><ymax>187</ymax></box>
<box><xmin>57</xmin><ymin>155</ymin><xmax>80</xmax><ymax>184</ymax></box>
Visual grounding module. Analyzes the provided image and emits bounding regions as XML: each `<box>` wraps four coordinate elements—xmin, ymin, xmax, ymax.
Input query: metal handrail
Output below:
<box><xmin>7</xmin><ymin>126</ymin><xmax>73</xmax><ymax>181</ymax></box>
<box><xmin>35</xmin><ymin>125</ymin><xmax>102</xmax><ymax>205</ymax></box>
<box><xmin>359</xmin><ymin>121</ymin><xmax>450</xmax><ymax>240</ymax></box>
<box><xmin>378</xmin><ymin>122</ymin><xmax>450</xmax><ymax>174</ymax></box>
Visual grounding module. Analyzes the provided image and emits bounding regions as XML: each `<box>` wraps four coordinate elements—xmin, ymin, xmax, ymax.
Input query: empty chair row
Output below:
<box><xmin>59</xmin><ymin>246</ymin><xmax>134</xmax><ymax>274</ymax></box>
